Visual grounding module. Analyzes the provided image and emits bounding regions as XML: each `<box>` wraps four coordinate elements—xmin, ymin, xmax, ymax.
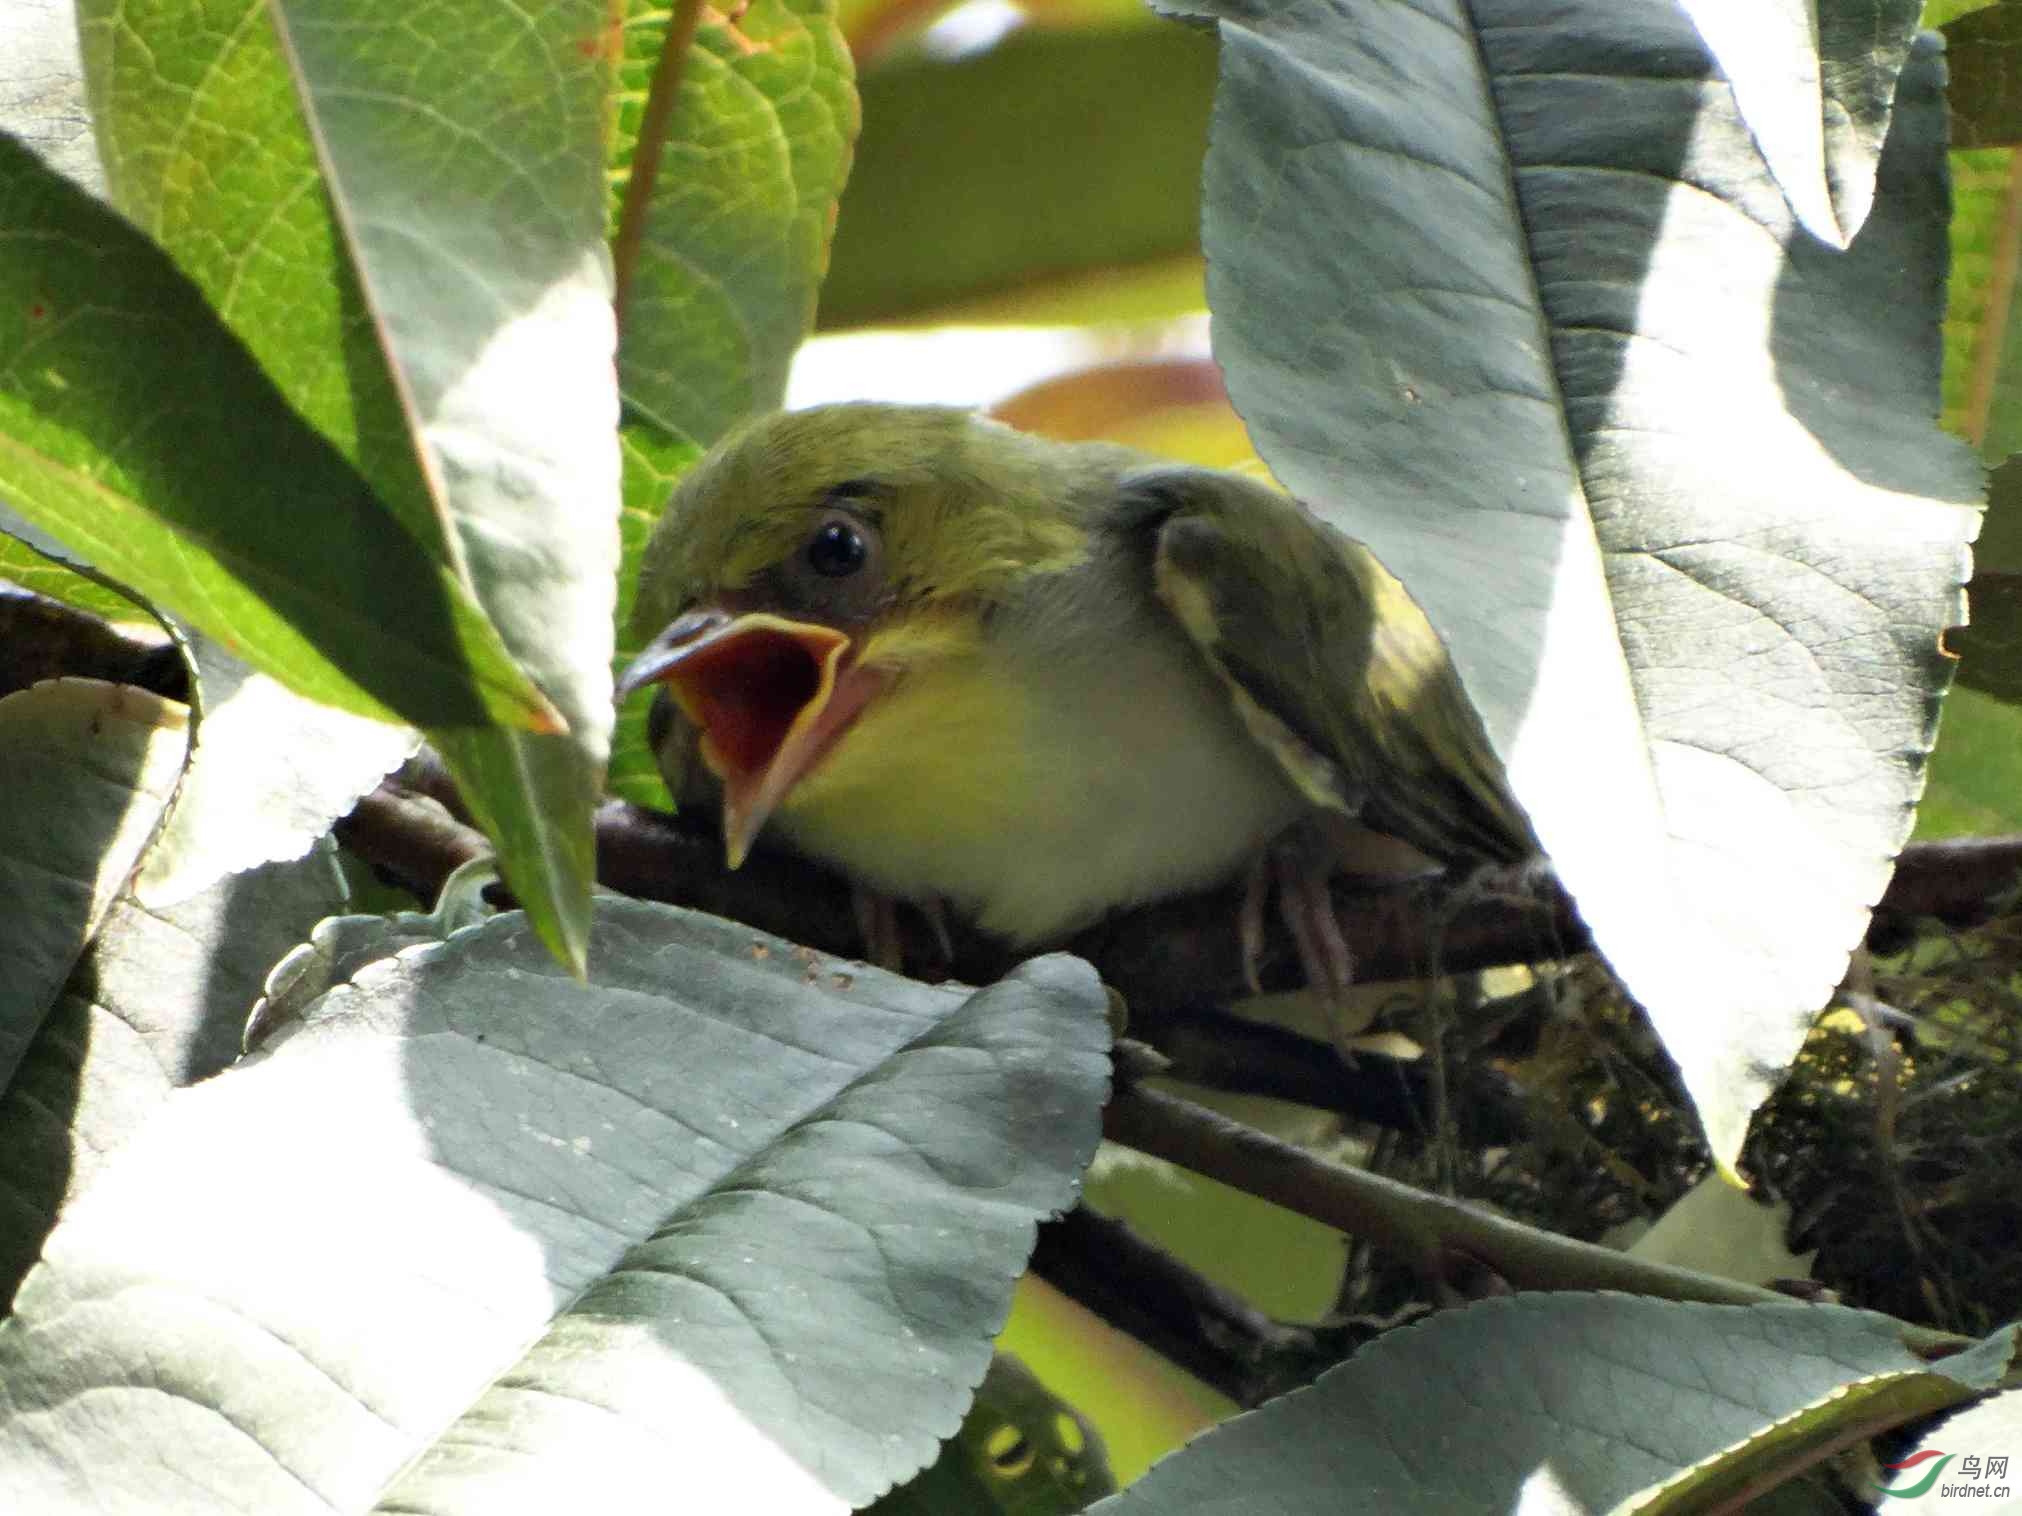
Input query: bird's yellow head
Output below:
<box><xmin>617</xmin><ymin>403</ymin><xmax>1107</xmax><ymax>866</ymax></box>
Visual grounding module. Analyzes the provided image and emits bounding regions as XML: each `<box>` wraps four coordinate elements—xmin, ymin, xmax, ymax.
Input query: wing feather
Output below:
<box><xmin>1131</xmin><ymin>468</ymin><xmax>1533</xmax><ymax>868</ymax></box>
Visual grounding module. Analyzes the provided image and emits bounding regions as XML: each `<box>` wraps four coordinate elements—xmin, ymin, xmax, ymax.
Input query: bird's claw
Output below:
<box><xmin>1240</xmin><ymin>831</ymin><xmax>1360</xmax><ymax>1062</ymax></box>
<box><xmin>852</xmin><ymin>884</ymin><xmax>903</xmax><ymax>971</ymax></box>
<box><xmin>1279</xmin><ymin>851</ymin><xmax>1354</xmax><ymax>1006</ymax></box>
<box><xmin>850</xmin><ymin>883</ymin><xmax>954</xmax><ymax>973</ymax></box>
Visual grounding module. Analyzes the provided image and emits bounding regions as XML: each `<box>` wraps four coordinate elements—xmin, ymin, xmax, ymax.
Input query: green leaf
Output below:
<box><xmin>0</xmin><ymin>847</ymin><xmax>348</xmax><ymax>1307</ymax></box>
<box><xmin>995</xmin><ymin>1278</ymin><xmax>1226</xmax><ymax>1490</ymax></box>
<box><xmin>837</xmin><ymin>0</ymin><xmax>1173</xmax><ymax>67</ymax></box>
<box><xmin>0</xmin><ymin>508</ymin><xmax>161</xmax><ymax>625</ymax></box>
<box><xmin>1083</xmin><ymin>1144</ymin><xmax>1346</xmax><ymax>1325</ymax></box>
<box><xmin>273</xmin><ymin>0</ymin><xmax>620</xmax><ymax>976</ymax></box>
<box><xmin>0</xmin><ymin>678</ymin><xmax>187</xmax><ymax>1100</ymax></box>
<box><xmin>818</xmin><ymin>23</ymin><xmax>1215</xmax><ymax>328</ymax></box>
<box><xmin>0</xmin><ymin>135</ymin><xmax>554</xmax><ymax>733</ymax></box>
<box><xmin>896</xmin><ymin>252</ymin><xmax>1208</xmax><ymax>328</ymax></box>
<box><xmin>1621</xmin><ymin>1174</ymin><xmax>1815</xmax><ymax>1287</ymax></box>
<box><xmin>613</xmin><ymin>0</ymin><xmax>858</xmax><ymax>448</ymax></box>
<box><xmin>77</xmin><ymin>0</ymin><xmax>621</xmax><ymax>976</ymax></box>
<box><xmin>75</xmin><ymin>0</ymin><xmax>432</xmax><ymax>554</ymax></box>
<box><xmin>1946</xmin><ymin>1</ymin><xmax>2022</xmax><ymax>147</ymax></box>
<box><xmin>610</xmin><ymin>423</ymin><xmax>703</xmax><ymax>808</ymax></box>
<box><xmin>1170</xmin><ymin>0</ymin><xmax>1983</xmax><ymax>1168</ymax></box>
<box><xmin>0</xmin><ymin>902</ymin><xmax>1111</xmax><ymax>1513</ymax></box>
<box><xmin>1924</xmin><ymin>457</ymin><xmax>2022</xmax><ymax>832</ymax></box>
<box><xmin>1086</xmin><ymin>1297</ymin><xmax>2017</xmax><ymax>1516</ymax></box>
<box><xmin>607</xmin><ymin>0</ymin><xmax>858</xmax><ymax>809</ymax></box>
<box><xmin>1678</xmin><ymin>0</ymin><xmax>1922</xmax><ymax>249</ymax></box>
<box><xmin>1925</xmin><ymin>0</ymin><xmax>2001</xmax><ymax>26</ymax></box>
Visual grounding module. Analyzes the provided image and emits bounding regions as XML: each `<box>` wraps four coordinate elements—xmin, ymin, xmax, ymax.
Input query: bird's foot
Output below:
<box><xmin>1241</xmin><ymin>832</ymin><xmax>1354</xmax><ymax>990</ymax></box>
<box><xmin>1240</xmin><ymin>828</ymin><xmax>1364</xmax><ymax>1061</ymax></box>
<box><xmin>851</xmin><ymin>882</ymin><xmax>954</xmax><ymax>973</ymax></box>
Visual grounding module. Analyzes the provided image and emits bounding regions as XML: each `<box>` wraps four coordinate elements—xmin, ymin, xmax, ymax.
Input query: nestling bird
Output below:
<box><xmin>616</xmin><ymin>403</ymin><xmax>1532</xmax><ymax>986</ymax></box>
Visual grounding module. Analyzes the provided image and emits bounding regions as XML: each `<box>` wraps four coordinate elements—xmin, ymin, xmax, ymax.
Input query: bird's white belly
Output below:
<box><xmin>773</xmin><ymin>630</ymin><xmax>1306</xmax><ymax>945</ymax></box>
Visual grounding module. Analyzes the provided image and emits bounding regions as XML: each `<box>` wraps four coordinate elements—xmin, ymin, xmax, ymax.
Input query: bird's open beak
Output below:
<box><xmin>616</xmin><ymin>609</ymin><xmax>889</xmax><ymax>868</ymax></box>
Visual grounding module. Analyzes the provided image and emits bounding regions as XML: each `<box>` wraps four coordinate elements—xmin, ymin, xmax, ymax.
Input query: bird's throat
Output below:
<box><xmin>656</xmin><ymin>614</ymin><xmax>891</xmax><ymax>868</ymax></box>
<box><xmin>675</xmin><ymin>621</ymin><xmax>837</xmax><ymax>778</ymax></box>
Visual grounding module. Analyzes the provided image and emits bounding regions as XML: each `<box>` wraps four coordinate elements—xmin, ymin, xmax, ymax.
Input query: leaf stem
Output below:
<box><xmin>613</xmin><ymin>0</ymin><xmax>707</xmax><ymax>337</ymax></box>
<box><xmin>1964</xmin><ymin>150</ymin><xmax>2022</xmax><ymax>449</ymax></box>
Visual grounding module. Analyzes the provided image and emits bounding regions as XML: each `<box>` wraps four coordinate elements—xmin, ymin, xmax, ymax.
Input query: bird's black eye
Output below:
<box><xmin>778</xmin><ymin>506</ymin><xmax>885</xmax><ymax>619</ymax></box>
<box><xmin>805</xmin><ymin>518</ymin><xmax>869</xmax><ymax>578</ymax></box>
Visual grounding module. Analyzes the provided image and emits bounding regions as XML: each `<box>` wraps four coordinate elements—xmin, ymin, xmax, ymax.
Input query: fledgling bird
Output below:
<box><xmin>616</xmin><ymin>403</ymin><xmax>1532</xmax><ymax>986</ymax></box>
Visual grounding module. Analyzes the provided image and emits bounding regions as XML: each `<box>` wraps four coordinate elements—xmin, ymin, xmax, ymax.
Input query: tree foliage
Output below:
<box><xmin>1</xmin><ymin>0</ymin><xmax>2019</xmax><ymax>1511</ymax></box>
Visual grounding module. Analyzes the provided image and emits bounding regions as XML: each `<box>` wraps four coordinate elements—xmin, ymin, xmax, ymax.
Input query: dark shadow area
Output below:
<box><xmin>0</xmin><ymin>754</ymin><xmax>346</xmax><ymax>1310</ymax></box>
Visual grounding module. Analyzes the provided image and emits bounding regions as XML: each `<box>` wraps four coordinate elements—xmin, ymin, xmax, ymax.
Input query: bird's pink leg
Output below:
<box><xmin>851</xmin><ymin>883</ymin><xmax>954</xmax><ymax>971</ymax></box>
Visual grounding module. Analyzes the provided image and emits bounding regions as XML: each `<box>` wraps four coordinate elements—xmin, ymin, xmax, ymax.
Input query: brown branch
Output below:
<box><xmin>327</xmin><ymin>780</ymin><xmax>2022</xmax><ymax>1042</ymax></box>
<box><xmin>584</xmin><ymin>796</ymin><xmax>1576</xmax><ymax>1002</ymax></box>
<box><xmin>1876</xmin><ymin>832</ymin><xmax>2022</xmax><ymax>932</ymax></box>
<box><xmin>581</xmin><ymin>797</ymin><xmax>2022</xmax><ymax>1019</ymax></box>
<box><xmin>1100</xmin><ymin>1075</ymin><xmax>1968</xmax><ymax>1355</ymax></box>
<box><xmin>29</xmin><ymin>593</ymin><xmax>2022</xmax><ymax>981</ymax></box>
<box><xmin>332</xmin><ymin>786</ymin><xmax>489</xmax><ymax>900</ymax></box>
<box><xmin>0</xmin><ymin>588</ymin><xmax>186</xmax><ymax>701</ymax></box>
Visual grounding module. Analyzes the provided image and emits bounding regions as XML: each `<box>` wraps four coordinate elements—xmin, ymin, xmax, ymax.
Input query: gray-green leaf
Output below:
<box><xmin>0</xmin><ymin>678</ymin><xmax>187</xmax><ymax>1099</ymax></box>
<box><xmin>132</xmin><ymin>635</ymin><xmax>416</xmax><ymax>908</ymax></box>
<box><xmin>0</xmin><ymin>0</ymin><xmax>101</xmax><ymax>195</ymax></box>
<box><xmin>1678</xmin><ymin>0</ymin><xmax>1922</xmax><ymax>249</ymax></box>
<box><xmin>0</xmin><ymin>847</ymin><xmax>348</xmax><ymax>1306</ymax></box>
<box><xmin>1086</xmin><ymin>1295</ymin><xmax>2016</xmax><ymax>1516</ymax></box>
<box><xmin>1166</xmin><ymin>0</ymin><xmax>1983</xmax><ymax>1167</ymax></box>
<box><xmin>268</xmin><ymin>0</ymin><xmax>621</xmax><ymax>976</ymax></box>
<box><xmin>0</xmin><ymin>901</ymin><xmax>1111</xmax><ymax>1514</ymax></box>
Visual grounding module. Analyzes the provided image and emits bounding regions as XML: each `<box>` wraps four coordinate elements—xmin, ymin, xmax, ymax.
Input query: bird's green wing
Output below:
<box><xmin>1125</xmin><ymin>467</ymin><xmax>1532</xmax><ymax>868</ymax></box>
